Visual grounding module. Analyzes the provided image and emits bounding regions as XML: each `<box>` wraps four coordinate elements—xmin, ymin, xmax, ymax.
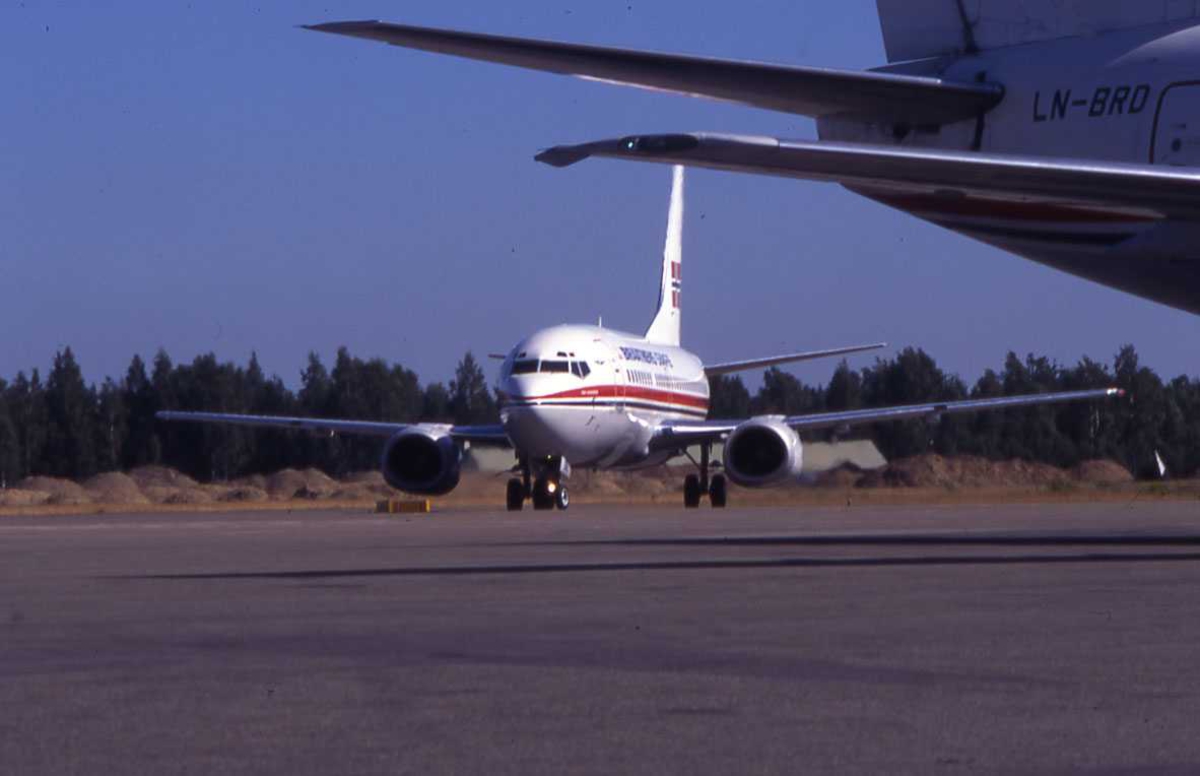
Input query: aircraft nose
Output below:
<box><xmin>501</xmin><ymin>403</ymin><xmax>575</xmax><ymax>456</ymax></box>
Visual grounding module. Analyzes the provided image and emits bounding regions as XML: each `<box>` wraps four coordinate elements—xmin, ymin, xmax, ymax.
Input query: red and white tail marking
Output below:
<box><xmin>645</xmin><ymin>166</ymin><xmax>684</xmax><ymax>345</ymax></box>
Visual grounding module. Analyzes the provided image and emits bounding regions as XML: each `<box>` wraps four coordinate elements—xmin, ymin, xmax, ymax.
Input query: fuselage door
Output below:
<box><xmin>1152</xmin><ymin>84</ymin><xmax>1200</xmax><ymax>166</ymax></box>
<box><xmin>593</xmin><ymin>340</ymin><xmax>624</xmax><ymax>412</ymax></box>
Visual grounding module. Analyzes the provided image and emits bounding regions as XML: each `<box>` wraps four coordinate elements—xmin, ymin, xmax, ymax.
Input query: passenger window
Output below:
<box><xmin>540</xmin><ymin>360</ymin><xmax>570</xmax><ymax>373</ymax></box>
<box><xmin>511</xmin><ymin>360</ymin><xmax>538</xmax><ymax>375</ymax></box>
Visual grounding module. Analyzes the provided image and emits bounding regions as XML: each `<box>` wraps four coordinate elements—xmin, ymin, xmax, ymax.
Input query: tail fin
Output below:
<box><xmin>644</xmin><ymin>165</ymin><xmax>684</xmax><ymax>347</ymax></box>
<box><xmin>876</xmin><ymin>0</ymin><xmax>1200</xmax><ymax>63</ymax></box>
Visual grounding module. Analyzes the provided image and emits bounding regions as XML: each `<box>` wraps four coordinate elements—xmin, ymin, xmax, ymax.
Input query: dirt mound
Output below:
<box><xmin>342</xmin><ymin>471</ymin><xmax>386</xmax><ymax>485</ymax></box>
<box><xmin>264</xmin><ymin>468</ymin><xmax>338</xmax><ymax>500</ymax></box>
<box><xmin>330</xmin><ymin>486</ymin><xmax>380</xmax><ymax>501</ymax></box>
<box><xmin>622</xmin><ymin>473</ymin><xmax>670</xmax><ymax>497</ymax></box>
<box><xmin>160</xmin><ymin>488</ymin><xmax>217</xmax><ymax>505</ymax></box>
<box><xmin>815</xmin><ymin>465</ymin><xmax>864</xmax><ymax>489</ymax></box>
<box><xmin>16</xmin><ymin>476</ymin><xmax>92</xmax><ymax>505</ymax></box>
<box><xmin>232</xmin><ymin>473</ymin><xmax>268</xmax><ymax>492</ymax></box>
<box><xmin>858</xmin><ymin>454</ymin><xmax>1070</xmax><ymax>489</ymax></box>
<box><xmin>0</xmin><ymin>489</ymin><xmax>52</xmax><ymax>508</ymax></box>
<box><xmin>219</xmin><ymin>486</ymin><xmax>268</xmax><ymax>503</ymax></box>
<box><xmin>128</xmin><ymin>466</ymin><xmax>200</xmax><ymax>491</ymax></box>
<box><xmin>1072</xmin><ymin>459</ymin><xmax>1134</xmax><ymax>484</ymax></box>
<box><xmin>579</xmin><ymin>472</ymin><xmax>629</xmax><ymax>498</ymax></box>
<box><xmin>82</xmin><ymin>472</ymin><xmax>149</xmax><ymax>505</ymax></box>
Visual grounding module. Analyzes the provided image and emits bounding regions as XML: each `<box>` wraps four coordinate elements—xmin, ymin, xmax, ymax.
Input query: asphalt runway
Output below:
<box><xmin>4</xmin><ymin>502</ymin><xmax>1200</xmax><ymax>775</ymax></box>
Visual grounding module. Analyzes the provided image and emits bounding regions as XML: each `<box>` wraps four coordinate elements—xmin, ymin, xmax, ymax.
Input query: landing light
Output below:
<box><xmin>547</xmin><ymin>482</ymin><xmax>558</xmax><ymax>494</ymax></box>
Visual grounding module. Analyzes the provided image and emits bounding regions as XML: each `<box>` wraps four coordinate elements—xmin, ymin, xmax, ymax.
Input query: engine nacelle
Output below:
<box><xmin>381</xmin><ymin>425</ymin><xmax>462</xmax><ymax>496</ymax></box>
<box><xmin>722</xmin><ymin>416</ymin><xmax>804</xmax><ymax>488</ymax></box>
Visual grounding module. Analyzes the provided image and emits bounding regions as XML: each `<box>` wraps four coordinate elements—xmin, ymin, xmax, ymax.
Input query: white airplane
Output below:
<box><xmin>305</xmin><ymin>2</ymin><xmax>1200</xmax><ymax>316</ymax></box>
<box><xmin>159</xmin><ymin>168</ymin><xmax>1120</xmax><ymax>510</ymax></box>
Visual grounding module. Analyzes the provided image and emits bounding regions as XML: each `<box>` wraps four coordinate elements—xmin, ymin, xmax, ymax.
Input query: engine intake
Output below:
<box><xmin>723</xmin><ymin>417</ymin><xmax>803</xmax><ymax>488</ymax></box>
<box><xmin>381</xmin><ymin>426</ymin><xmax>462</xmax><ymax>496</ymax></box>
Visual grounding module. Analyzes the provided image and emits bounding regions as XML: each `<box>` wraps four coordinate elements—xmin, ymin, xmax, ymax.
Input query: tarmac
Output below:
<box><xmin>4</xmin><ymin>501</ymin><xmax>1200</xmax><ymax>775</ymax></box>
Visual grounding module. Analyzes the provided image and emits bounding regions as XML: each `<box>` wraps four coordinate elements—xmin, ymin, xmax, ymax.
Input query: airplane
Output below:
<box><xmin>304</xmin><ymin>2</ymin><xmax>1200</xmax><ymax>316</ymax></box>
<box><xmin>159</xmin><ymin>167</ymin><xmax>1121</xmax><ymax>511</ymax></box>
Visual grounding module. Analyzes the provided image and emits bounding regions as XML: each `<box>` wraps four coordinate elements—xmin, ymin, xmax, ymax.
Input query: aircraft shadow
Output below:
<box><xmin>514</xmin><ymin>533</ymin><xmax>1200</xmax><ymax>549</ymax></box>
<box><xmin>126</xmin><ymin>549</ymin><xmax>1200</xmax><ymax>582</ymax></box>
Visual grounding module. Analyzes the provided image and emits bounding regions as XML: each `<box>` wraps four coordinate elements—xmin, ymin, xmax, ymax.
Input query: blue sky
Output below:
<box><xmin>4</xmin><ymin>0</ymin><xmax>1196</xmax><ymax>391</ymax></box>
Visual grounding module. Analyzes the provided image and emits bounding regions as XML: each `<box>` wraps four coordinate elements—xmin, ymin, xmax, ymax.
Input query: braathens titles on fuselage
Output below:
<box><xmin>159</xmin><ymin>168</ymin><xmax>1120</xmax><ymax>511</ymax></box>
<box><xmin>305</xmin><ymin>1</ymin><xmax>1200</xmax><ymax>316</ymax></box>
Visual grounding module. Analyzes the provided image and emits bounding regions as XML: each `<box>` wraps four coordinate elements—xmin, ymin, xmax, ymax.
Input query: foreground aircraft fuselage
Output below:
<box><xmin>305</xmin><ymin>4</ymin><xmax>1200</xmax><ymax>315</ymax></box>
<box><xmin>823</xmin><ymin>21</ymin><xmax>1200</xmax><ymax>313</ymax></box>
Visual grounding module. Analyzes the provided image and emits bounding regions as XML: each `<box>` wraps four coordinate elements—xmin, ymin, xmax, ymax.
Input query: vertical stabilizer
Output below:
<box><xmin>644</xmin><ymin>165</ymin><xmax>684</xmax><ymax>347</ymax></box>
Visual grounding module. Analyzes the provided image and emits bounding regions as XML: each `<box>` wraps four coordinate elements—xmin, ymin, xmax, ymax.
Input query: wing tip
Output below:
<box><xmin>301</xmin><ymin>20</ymin><xmax>384</xmax><ymax>34</ymax></box>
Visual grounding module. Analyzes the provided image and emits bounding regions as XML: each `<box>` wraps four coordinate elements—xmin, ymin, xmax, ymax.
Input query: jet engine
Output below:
<box><xmin>722</xmin><ymin>417</ymin><xmax>803</xmax><ymax>488</ymax></box>
<box><xmin>381</xmin><ymin>426</ymin><xmax>462</xmax><ymax>495</ymax></box>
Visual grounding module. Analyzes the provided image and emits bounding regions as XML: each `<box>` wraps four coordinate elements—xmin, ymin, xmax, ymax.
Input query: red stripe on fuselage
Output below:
<box><xmin>506</xmin><ymin>384</ymin><xmax>709</xmax><ymax>411</ymax></box>
<box><xmin>867</xmin><ymin>191</ymin><xmax>1159</xmax><ymax>224</ymax></box>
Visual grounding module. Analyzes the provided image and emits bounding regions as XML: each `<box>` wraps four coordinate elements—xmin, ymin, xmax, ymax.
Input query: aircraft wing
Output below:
<box><xmin>782</xmin><ymin>387</ymin><xmax>1123</xmax><ymax>432</ymax></box>
<box><xmin>156</xmin><ymin>411</ymin><xmax>511</xmax><ymax>445</ymax></box>
<box><xmin>303</xmin><ymin>21</ymin><xmax>1003</xmax><ymax>125</ymax></box>
<box><xmin>536</xmin><ymin>133</ymin><xmax>1200</xmax><ymax>218</ymax></box>
<box><xmin>705</xmin><ymin>343</ymin><xmax>886</xmax><ymax>377</ymax></box>
<box><xmin>652</xmin><ymin>387</ymin><xmax>1122</xmax><ymax>448</ymax></box>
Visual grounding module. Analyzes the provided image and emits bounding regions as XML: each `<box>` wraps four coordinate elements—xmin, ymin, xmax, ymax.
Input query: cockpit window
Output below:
<box><xmin>571</xmin><ymin>362</ymin><xmax>591</xmax><ymax>378</ymax></box>
<box><xmin>540</xmin><ymin>360</ymin><xmax>570</xmax><ymax>374</ymax></box>
<box><xmin>511</xmin><ymin>359</ymin><xmax>539</xmax><ymax>375</ymax></box>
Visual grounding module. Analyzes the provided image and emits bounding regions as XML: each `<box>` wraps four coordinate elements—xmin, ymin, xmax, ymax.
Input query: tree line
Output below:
<box><xmin>0</xmin><ymin>344</ymin><xmax>1191</xmax><ymax>485</ymax></box>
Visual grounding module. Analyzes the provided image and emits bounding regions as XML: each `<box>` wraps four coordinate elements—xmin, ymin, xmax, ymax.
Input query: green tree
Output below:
<box><xmin>449</xmin><ymin>352</ymin><xmax>497</xmax><ymax>425</ymax></box>
<box><xmin>1112</xmin><ymin>344</ymin><xmax>1168</xmax><ymax>477</ymax></box>
<box><xmin>751</xmin><ymin>367</ymin><xmax>820</xmax><ymax>416</ymax></box>
<box><xmin>422</xmin><ymin>382</ymin><xmax>452</xmax><ymax>422</ymax></box>
<box><xmin>42</xmin><ymin>348</ymin><xmax>97</xmax><ymax>478</ymax></box>
<box><xmin>825</xmin><ymin>361</ymin><xmax>863</xmax><ymax>412</ymax></box>
<box><xmin>297</xmin><ymin>352</ymin><xmax>337</xmax><ymax>471</ymax></box>
<box><xmin>0</xmin><ymin>382</ymin><xmax>20</xmax><ymax>487</ymax></box>
<box><xmin>707</xmin><ymin>374</ymin><xmax>750</xmax><ymax>419</ymax></box>
<box><xmin>93</xmin><ymin>378</ymin><xmax>127</xmax><ymax>472</ymax></box>
<box><xmin>328</xmin><ymin>347</ymin><xmax>423</xmax><ymax>472</ymax></box>
<box><xmin>860</xmin><ymin>348</ymin><xmax>964</xmax><ymax>458</ymax></box>
<box><xmin>6</xmin><ymin>372</ymin><xmax>45</xmax><ymax>479</ymax></box>
<box><xmin>121</xmin><ymin>355</ymin><xmax>161</xmax><ymax>468</ymax></box>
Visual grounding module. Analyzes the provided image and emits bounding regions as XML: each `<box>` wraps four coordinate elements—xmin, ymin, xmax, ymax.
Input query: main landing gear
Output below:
<box><xmin>506</xmin><ymin>456</ymin><xmax>570</xmax><ymax>512</ymax></box>
<box><xmin>683</xmin><ymin>442</ymin><xmax>727</xmax><ymax>509</ymax></box>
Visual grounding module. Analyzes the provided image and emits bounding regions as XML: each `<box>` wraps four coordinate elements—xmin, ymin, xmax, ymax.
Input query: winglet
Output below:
<box><xmin>537</xmin><ymin>135</ymin><xmax>704</xmax><ymax>168</ymax></box>
<box><xmin>534</xmin><ymin>144</ymin><xmax>596</xmax><ymax>168</ymax></box>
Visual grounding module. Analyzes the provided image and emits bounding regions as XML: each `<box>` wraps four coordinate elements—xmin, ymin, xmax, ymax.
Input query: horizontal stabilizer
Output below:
<box><xmin>535</xmin><ymin>133</ymin><xmax>1200</xmax><ymax>217</ymax></box>
<box><xmin>705</xmin><ymin>343</ymin><xmax>886</xmax><ymax>377</ymax></box>
<box><xmin>304</xmin><ymin>20</ymin><xmax>1003</xmax><ymax>124</ymax></box>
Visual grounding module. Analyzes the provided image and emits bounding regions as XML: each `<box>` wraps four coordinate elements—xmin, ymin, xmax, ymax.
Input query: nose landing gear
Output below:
<box><xmin>531</xmin><ymin>475</ymin><xmax>569</xmax><ymax>510</ymax></box>
<box><xmin>506</xmin><ymin>457</ymin><xmax>570</xmax><ymax>512</ymax></box>
<box><xmin>683</xmin><ymin>442</ymin><xmax>727</xmax><ymax>509</ymax></box>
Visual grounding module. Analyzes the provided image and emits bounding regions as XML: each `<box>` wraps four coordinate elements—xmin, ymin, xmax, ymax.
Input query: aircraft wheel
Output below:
<box><xmin>683</xmin><ymin>474</ymin><xmax>702</xmax><ymax>508</ymax></box>
<box><xmin>554</xmin><ymin>485</ymin><xmax>570</xmax><ymax>510</ymax></box>
<box><xmin>532</xmin><ymin>477</ymin><xmax>555</xmax><ymax>511</ymax></box>
<box><xmin>506</xmin><ymin>478</ymin><xmax>525</xmax><ymax>511</ymax></box>
<box><xmin>709</xmin><ymin>474</ymin><xmax>727</xmax><ymax>508</ymax></box>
